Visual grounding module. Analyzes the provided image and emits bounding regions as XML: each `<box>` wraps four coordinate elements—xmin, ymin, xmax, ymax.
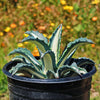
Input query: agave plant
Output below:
<box><xmin>9</xmin><ymin>24</ymin><xmax>95</xmax><ymax>79</ymax></box>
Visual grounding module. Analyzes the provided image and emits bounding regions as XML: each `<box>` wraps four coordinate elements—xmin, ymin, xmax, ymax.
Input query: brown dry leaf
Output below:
<box><xmin>91</xmin><ymin>92</ymin><xmax>99</xmax><ymax>98</ymax></box>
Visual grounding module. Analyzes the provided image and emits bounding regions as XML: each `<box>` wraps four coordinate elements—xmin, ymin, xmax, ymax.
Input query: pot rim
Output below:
<box><xmin>3</xmin><ymin>61</ymin><xmax>96</xmax><ymax>84</ymax></box>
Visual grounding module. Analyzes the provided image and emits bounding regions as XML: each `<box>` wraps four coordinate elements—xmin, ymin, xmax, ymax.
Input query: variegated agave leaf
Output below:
<box><xmin>75</xmin><ymin>57</ymin><xmax>95</xmax><ymax>67</ymax></box>
<box><xmin>15</xmin><ymin>70</ymin><xmax>32</xmax><ymax>78</ymax></box>
<box><xmin>8</xmin><ymin>48</ymin><xmax>41</xmax><ymax>71</ymax></box>
<box><xmin>58</xmin><ymin>70</ymin><xmax>78</xmax><ymax>78</ymax></box>
<box><xmin>10</xmin><ymin>63</ymin><xmax>46</xmax><ymax>79</ymax></box>
<box><xmin>63</xmin><ymin>48</ymin><xmax>77</xmax><ymax>65</ymax></box>
<box><xmin>41</xmin><ymin>50</ymin><xmax>56</xmax><ymax>73</ymax></box>
<box><xmin>49</xmin><ymin>24</ymin><xmax>62</xmax><ymax>63</ymax></box>
<box><xmin>71</xmin><ymin>57</ymin><xmax>95</xmax><ymax>71</ymax></box>
<box><xmin>46</xmin><ymin>70</ymin><xmax>56</xmax><ymax>79</ymax></box>
<box><xmin>57</xmin><ymin>38</ymin><xmax>94</xmax><ymax>68</ymax></box>
<box><xmin>78</xmin><ymin>67</ymin><xmax>88</xmax><ymax>75</ymax></box>
<box><xmin>9</xmin><ymin>65</ymin><xmax>16</xmax><ymax>73</ymax></box>
<box><xmin>11</xmin><ymin>55</ymin><xmax>31</xmax><ymax>64</ymax></box>
<box><xmin>25</xmin><ymin>31</ymin><xmax>48</xmax><ymax>44</ymax></box>
<box><xmin>58</xmin><ymin>62</ymin><xmax>87</xmax><ymax>78</ymax></box>
<box><xmin>22</xmin><ymin>36</ymin><xmax>50</xmax><ymax>53</ymax></box>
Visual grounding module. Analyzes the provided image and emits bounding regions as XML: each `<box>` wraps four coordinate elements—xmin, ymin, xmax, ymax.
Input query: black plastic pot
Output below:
<box><xmin>3</xmin><ymin>61</ymin><xmax>96</xmax><ymax>100</ymax></box>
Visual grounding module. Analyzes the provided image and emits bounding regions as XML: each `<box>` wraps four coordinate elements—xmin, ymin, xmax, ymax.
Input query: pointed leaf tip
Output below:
<box><xmin>22</xmin><ymin>36</ymin><xmax>50</xmax><ymax>53</ymax></box>
<box><xmin>49</xmin><ymin>24</ymin><xmax>62</xmax><ymax>63</ymax></box>
<box><xmin>25</xmin><ymin>31</ymin><xmax>48</xmax><ymax>44</ymax></box>
<box><xmin>59</xmin><ymin>24</ymin><xmax>62</xmax><ymax>28</ymax></box>
<box><xmin>8</xmin><ymin>47</ymin><xmax>41</xmax><ymax>71</ymax></box>
<box><xmin>57</xmin><ymin>37</ymin><xmax>94</xmax><ymax>68</ymax></box>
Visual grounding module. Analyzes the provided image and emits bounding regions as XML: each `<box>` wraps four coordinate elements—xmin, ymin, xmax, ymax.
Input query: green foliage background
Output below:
<box><xmin>0</xmin><ymin>0</ymin><xmax>100</xmax><ymax>99</ymax></box>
